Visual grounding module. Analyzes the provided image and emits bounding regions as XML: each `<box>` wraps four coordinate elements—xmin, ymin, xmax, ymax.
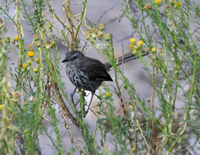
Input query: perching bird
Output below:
<box><xmin>62</xmin><ymin>50</ymin><xmax>147</xmax><ymax>115</ymax></box>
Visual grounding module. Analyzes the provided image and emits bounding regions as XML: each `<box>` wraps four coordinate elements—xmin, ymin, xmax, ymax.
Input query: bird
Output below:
<box><xmin>62</xmin><ymin>50</ymin><xmax>147</xmax><ymax>115</ymax></box>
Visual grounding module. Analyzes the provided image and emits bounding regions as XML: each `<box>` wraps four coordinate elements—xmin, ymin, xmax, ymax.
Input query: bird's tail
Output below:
<box><xmin>104</xmin><ymin>52</ymin><xmax>148</xmax><ymax>71</ymax></box>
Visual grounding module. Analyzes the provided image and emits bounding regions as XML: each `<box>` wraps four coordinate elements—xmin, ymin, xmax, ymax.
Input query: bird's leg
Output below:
<box><xmin>84</xmin><ymin>91</ymin><xmax>95</xmax><ymax>117</ymax></box>
<box><xmin>70</xmin><ymin>87</ymin><xmax>77</xmax><ymax>104</ymax></box>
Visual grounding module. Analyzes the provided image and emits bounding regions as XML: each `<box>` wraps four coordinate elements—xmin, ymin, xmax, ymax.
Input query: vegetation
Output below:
<box><xmin>0</xmin><ymin>0</ymin><xmax>200</xmax><ymax>154</ymax></box>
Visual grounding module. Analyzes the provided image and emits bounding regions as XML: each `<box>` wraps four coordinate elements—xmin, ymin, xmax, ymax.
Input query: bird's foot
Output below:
<box><xmin>70</xmin><ymin>87</ymin><xmax>77</xmax><ymax>104</ymax></box>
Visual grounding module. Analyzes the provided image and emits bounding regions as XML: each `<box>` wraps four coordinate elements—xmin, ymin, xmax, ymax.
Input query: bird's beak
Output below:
<box><xmin>62</xmin><ymin>58</ymin><xmax>68</xmax><ymax>63</ymax></box>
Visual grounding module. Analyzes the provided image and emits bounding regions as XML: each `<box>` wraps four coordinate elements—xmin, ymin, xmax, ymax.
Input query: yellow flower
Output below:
<box><xmin>174</xmin><ymin>2</ymin><xmax>181</xmax><ymax>8</ymax></box>
<box><xmin>170</xmin><ymin>0</ymin><xmax>174</xmax><ymax>5</ymax></box>
<box><xmin>4</xmin><ymin>37</ymin><xmax>10</xmax><ymax>44</ymax></box>
<box><xmin>23</xmin><ymin>64</ymin><xmax>28</xmax><ymax>69</ymax></box>
<box><xmin>92</xmin><ymin>28</ymin><xmax>98</xmax><ymax>33</ymax></box>
<box><xmin>98</xmin><ymin>23</ymin><xmax>104</xmax><ymax>30</ymax></box>
<box><xmin>137</xmin><ymin>40</ymin><xmax>144</xmax><ymax>47</ymax></box>
<box><xmin>28</xmin><ymin>44</ymin><xmax>33</xmax><ymax>50</ymax></box>
<box><xmin>3</xmin><ymin>38</ymin><xmax>7</xmax><ymax>42</ymax></box>
<box><xmin>27</xmin><ymin>51</ymin><xmax>35</xmax><ymax>58</ymax></box>
<box><xmin>151</xmin><ymin>48</ymin><xmax>157</xmax><ymax>53</ymax></box>
<box><xmin>34</xmin><ymin>41</ymin><xmax>40</xmax><ymax>47</ymax></box>
<box><xmin>34</xmin><ymin>34</ymin><xmax>38</xmax><ymax>38</ymax></box>
<box><xmin>155</xmin><ymin>0</ymin><xmax>162</xmax><ymax>5</ymax></box>
<box><xmin>97</xmin><ymin>31</ymin><xmax>103</xmax><ymax>40</ymax></box>
<box><xmin>35</xmin><ymin>58</ymin><xmax>40</xmax><ymax>63</ymax></box>
<box><xmin>34</xmin><ymin>34</ymin><xmax>39</xmax><ymax>38</ymax></box>
<box><xmin>33</xmin><ymin>68</ymin><xmax>38</xmax><ymax>73</ymax></box>
<box><xmin>106</xmin><ymin>92</ymin><xmax>110</xmax><ymax>97</ymax></box>
<box><xmin>84</xmin><ymin>30</ymin><xmax>91</xmax><ymax>38</ymax></box>
<box><xmin>14</xmin><ymin>35</ymin><xmax>19</xmax><ymax>41</ymax></box>
<box><xmin>143</xmin><ymin>4</ymin><xmax>151</xmax><ymax>10</ymax></box>
<box><xmin>130</xmin><ymin>38</ymin><xmax>136</xmax><ymax>44</ymax></box>
<box><xmin>132</xmin><ymin>49</ymin><xmax>137</xmax><ymax>54</ymax></box>
<box><xmin>97</xmin><ymin>34</ymin><xmax>103</xmax><ymax>40</ymax></box>
<box><xmin>0</xmin><ymin>105</ymin><xmax>3</xmax><ymax>110</ymax></box>
<box><xmin>129</xmin><ymin>44</ymin><xmax>135</xmax><ymax>50</ymax></box>
<box><xmin>104</xmin><ymin>34</ymin><xmax>110</xmax><ymax>41</ymax></box>
<box><xmin>27</xmin><ymin>60</ymin><xmax>31</xmax><ymax>65</ymax></box>
<box><xmin>91</xmin><ymin>33</ymin><xmax>96</xmax><ymax>39</ymax></box>
<box><xmin>34</xmin><ymin>34</ymin><xmax>39</xmax><ymax>41</ymax></box>
<box><xmin>89</xmin><ymin>37</ymin><xmax>94</xmax><ymax>43</ymax></box>
<box><xmin>23</xmin><ymin>102</ymin><xmax>27</xmax><ymax>105</ymax></box>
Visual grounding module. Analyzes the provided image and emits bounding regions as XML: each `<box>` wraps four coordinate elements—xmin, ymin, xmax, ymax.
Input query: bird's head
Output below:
<box><xmin>62</xmin><ymin>50</ymin><xmax>84</xmax><ymax>65</ymax></box>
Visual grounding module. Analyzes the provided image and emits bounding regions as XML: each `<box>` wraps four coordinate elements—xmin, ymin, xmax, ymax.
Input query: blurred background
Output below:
<box><xmin>2</xmin><ymin>0</ymin><xmax>174</xmax><ymax>154</ymax></box>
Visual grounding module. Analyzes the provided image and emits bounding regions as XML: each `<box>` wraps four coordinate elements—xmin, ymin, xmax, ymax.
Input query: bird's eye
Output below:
<box><xmin>70</xmin><ymin>56</ymin><xmax>76</xmax><ymax>60</ymax></box>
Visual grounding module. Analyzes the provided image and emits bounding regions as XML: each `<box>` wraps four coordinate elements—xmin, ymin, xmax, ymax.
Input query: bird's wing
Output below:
<box><xmin>77</xmin><ymin>57</ymin><xmax>113</xmax><ymax>82</ymax></box>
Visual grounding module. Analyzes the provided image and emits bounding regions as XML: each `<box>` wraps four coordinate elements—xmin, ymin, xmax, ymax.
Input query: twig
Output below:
<box><xmin>51</xmin><ymin>81</ymin><xmax>79</xmax><ymax>127</ymax></box>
